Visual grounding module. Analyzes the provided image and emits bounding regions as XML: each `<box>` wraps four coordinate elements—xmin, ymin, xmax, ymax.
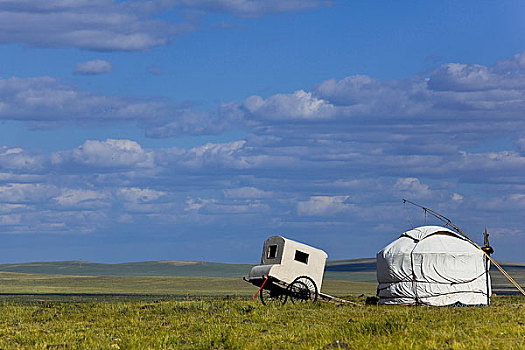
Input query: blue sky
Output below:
<box><xmin>0</xmin><ymin>0</ymin><xmax>524</xmax><ymax>264</ymax></box>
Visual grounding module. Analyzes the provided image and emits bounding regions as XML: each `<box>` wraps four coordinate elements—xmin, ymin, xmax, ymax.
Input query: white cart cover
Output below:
<box><xmin>377</xmin><ymin>226</ymin><xmax>491</xmax><ymax>306</ymax></box>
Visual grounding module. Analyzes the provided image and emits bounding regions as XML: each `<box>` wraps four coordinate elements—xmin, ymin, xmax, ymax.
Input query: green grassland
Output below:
<box><xmin>0</xmin><ymin>272</ymin><xmax>376</xmax><ymax>301</ymax></box>
<box><xmin>0</xmin><ymin>259</ymin><xmax>523</xmax><ymax>349</ymax></box>
<box><xmin>0</xmin><ymin>296</ymin><xmax>523</xmax><ymax>349</ymax></box>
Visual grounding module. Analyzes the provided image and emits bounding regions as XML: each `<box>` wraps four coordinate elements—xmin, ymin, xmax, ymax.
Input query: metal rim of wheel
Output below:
<box><xmin>260</xmin><ymin>285</ymin><xmax>287</xmax><ymax>305</ymax></box>
<box><xmin>287</xmin><ymin>276</ymin><xmax>318</xmax><ymax>304</ymax></box>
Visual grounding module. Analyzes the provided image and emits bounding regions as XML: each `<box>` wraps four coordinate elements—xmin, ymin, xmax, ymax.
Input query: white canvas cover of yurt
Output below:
<box><xmin>377</xmin><ymin>226</ymin><xmax>491</xmax><ymax>306</ymax></box>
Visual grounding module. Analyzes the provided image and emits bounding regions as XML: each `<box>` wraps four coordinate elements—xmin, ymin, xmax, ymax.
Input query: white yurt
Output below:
<box><xmin>376</xmin><ymin>226</ymin><xmax>491</xmax><ymax>306</ymax></box>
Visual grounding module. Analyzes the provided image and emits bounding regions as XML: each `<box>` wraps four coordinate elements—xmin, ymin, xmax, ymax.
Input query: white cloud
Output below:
<box><xmin>52</xmin><ymin>139</ymin><xmax>154</xmax><ymax>169</ymax></box>
<box><xmin>312</xmin><ymin>54</ymin><xmax>525</xmax><ymax>123</ymax></box>
<box><xmin>449</xmin><ymin>151</ymin><xmax>525</xmax><ymax>178</ymax></box>
<box><xmin>53</xmin><ymin>189</ymin><xmax>109</xmax><ymax>208</ymax></box>
<box><xmin>185</xmin><ymin>197</ymin><xmax>217</xmax><ymax>212</ymax></box>
<box><xmin>0</xmin><ymin>76</ymin><xmax>140</xmax><ymax>121</ymax></box>
<box><xmin>507</xmin><ymin>194</ymin><xmax>525</xmax><ymax>209</ymax></box>
<box><xmin>315</xmin><ymin>75</ymin><xmax>430</xmax><ymax>118</ymax></box>
<box><xmin>0</xmin><ymin>53</ymin><xmax>524</xmax><ymax>260</ymax></box>
<box><xmin>0</xmin><ymin>146</ymin><xmax>44</xmax><ymax>171</ymax></box>
<box><xmin>143</xmin><ymin>108</ymin><xmax>237</xmax><ymax>138</ymax></box>
<box><xmin>451</xmin><ymin>193</ymin><xmax>463</xmax><ymax>202</ymax></box>
<box><xmin>171</xmin><ymin>140</ymin><xmax>253</xmax><ymax>169</ymax></box>
<box><xmin>427</xmin><ymin>63</ymin><xmax>499</xmax><ymax>92</ymax></box>
<box><xmin>223</xmin><ymin>187</ymin><xmax>272</xmax><ymax>199</ymax></box>
<box><xmin>0</xmin><ymin>77</ymin><xmax>240</xmax><ymax>136</ymax></box>
<box><xmin>517</xmin><ymin>137</ymin><xmax>525</xmax><ymax>153</ymax></box>
<box><xmin>118</xmin><ymin>187</ymin><xmax>165</xmax><ymax>203</ymax></box>
<box><xmin>0</xmin><ymin>0</ymin><xmax>327</xmax><ymax>51</ymax></box>
<box><xmin>0</xmin><ymin>203</ymin><xmax>28</xmax><ymax>213</ymax></box>
<box><xmin>3</xmin><ymin>52</ymin><xmax>525</xmax><ymax>138</ymax></box>
<box><xmin>0</xmin><ymin>214</ymin><xmax>21</xmax><ymax>225</ymax></box>
<box><xmin>175</xmin><ymin>0</ymin><xmax>329</xmax><ymax>17</ymax></box>
<box><xmin>0</xmin><ymin>0</ymin><xmax>177</xmax><ymax>51</ymax></box>
<box><xmin>0</xmin><ymin>147</ymin><xmax>23</xmax><ymax>156</ymax></box>
<box><xmin>0</xmin><ymin>183</ymin><xmax>58</xmax><ymax>203</ymax></box>
<box><xmin>394</xmin><ymin>178</ymin><xmax>431</xmax><ymax>199</ymax></box>
<box><xmin>244</xmin><ymin>90</ymin><xmax>336</xmax><ymax>121</ymax></box>
<box><xmin>74</xmin><ymin>59</ymin><xmax>112</xmax><ymax>75</ymax></box>
<box><xmin>162</xmin><ymin>140</ymin><xmax>299</xmax><ymax>171</ymax></box>
<box><xmin>185</xmin><ymin>196</ymin><xmax>269</xmax><ymax>214</ymax></box>
<box><xmin>297</xmin><ymin>196</ymin><xmax>352</xmax><ymax>216</ymax></box>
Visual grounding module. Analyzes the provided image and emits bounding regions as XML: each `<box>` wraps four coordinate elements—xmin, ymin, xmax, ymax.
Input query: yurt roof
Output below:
<box><xmin>399</xmin><ymin>225</ymin><xmax>465</xmax><ymax>241</ymax></box>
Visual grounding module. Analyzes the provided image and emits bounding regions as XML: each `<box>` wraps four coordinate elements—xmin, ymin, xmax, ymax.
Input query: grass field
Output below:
<box><xmin>0</xmin><ymin>296</ymin><xmax>523</xmax><ymax>349</ymax></box>
<box><xmin>0</xmin><ymin>271</ymin><xmax>376</xmax><ymax>303</ymax></box>
<box><xmin>0</xmin><ymin>259</ymin><xmax>523</xmax><ymax>348</ymax></box>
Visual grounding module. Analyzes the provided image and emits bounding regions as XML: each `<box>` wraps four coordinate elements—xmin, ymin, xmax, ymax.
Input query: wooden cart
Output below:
<box><xmin>244</xmin><ymin>235</ymin><xmax>356</xmax><ymax>305</ymax></box>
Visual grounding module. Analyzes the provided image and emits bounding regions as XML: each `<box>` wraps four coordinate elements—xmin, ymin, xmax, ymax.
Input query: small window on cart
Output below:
<box><xmin>267</xmin><ymin>245</ymin><xmax>278</xmax><ymax>259</ymax></box>
<box><xmin>294</xmin><ymin>250</ymin><xmax>309</xmax><ymax>264</ymax></box>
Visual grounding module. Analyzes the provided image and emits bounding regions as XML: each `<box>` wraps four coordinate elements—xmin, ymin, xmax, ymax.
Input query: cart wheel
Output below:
<box><xmin>287</xmin><ymin>276</ymin><xmax>318</xmax><ymax>304</ymax></box>
<box><xmin>260</xmin><ymin>285</ymin><xmax>287</xmax><ymax>306</ymax></box>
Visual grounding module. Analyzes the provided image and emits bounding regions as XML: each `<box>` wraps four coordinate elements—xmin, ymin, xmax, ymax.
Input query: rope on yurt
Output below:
<box><xmin>403</xmin><ymin>200</ymin><xmax>415</xmax><ymax>229</ymax></box>
<box><xmin>403</xmin><ymin>199</ymin><xmax>525</xmax><ymax>297</ymax></box>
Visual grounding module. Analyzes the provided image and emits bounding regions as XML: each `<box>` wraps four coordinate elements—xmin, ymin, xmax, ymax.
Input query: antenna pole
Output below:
<box><xmin>402</xmin><ymin>199</ymin><xmax>525</xmax><ymax>296</ymax></box>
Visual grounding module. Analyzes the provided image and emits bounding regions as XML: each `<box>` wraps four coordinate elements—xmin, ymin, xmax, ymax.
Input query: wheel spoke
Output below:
<box><xmin>260</xmin><ymin>284</ymin><xmax>287</xmax><ymax>305</ymax></box>
<box><xmin>287</xmin><ymin>276</ymin><xmax>318</xmax><ymax>304</ymax></box>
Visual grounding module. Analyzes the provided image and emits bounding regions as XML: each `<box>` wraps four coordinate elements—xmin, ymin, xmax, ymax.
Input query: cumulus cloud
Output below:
<box><xmin>156</xmin><ymin>140</ymin><xmax>254</xmax><ymax>170</ymax></box>
<box><xmin>53</xmin><ymin>189</ymin><xmax>109</xmax><ymax>209</ymax></box>
<box><xmin>297</xmin><ymin>196</ymin><xmax>353</xmax><ymax>216</ymax></box>
<box><xmin>185</xmin><ymin>196</ymin><xmax>269</xmax><ymax>214</ymax></box>
<box><xmin>243</xmin><ymin>90</ymin><xmax>336</xmax><ymax>121</ymax></box>
<box><xmin>118</xmin><ymin>187</ymin><xmax>165</xmax><ymax>203</ymax></box>
<box><xmin>394</xmin><ymin>178</ymin><xmax>431</xmax><ymax>199</ymax></box>
<box><xmin>0</xmin><ymin>0</ymin><xmax>180</xmax><ymax>51</ymax></box>
<box><xmin>0</xmin><ymin>76</ymin><xmax>148</xmax><ymax>122</ymax></box>
<box><xmin>0</xmin><ymin>77</ymin><xmax>241</xmax><ymax>136</ymax></box>
<box><xmin>181</xmin><ymin>141</ymin><xmax>251</xmax><ymax>169</ymax></box>
<box><xmin>427</xmin><ymin>63</ymin><xmax>500</xmax><ymax>92</ymax></box>
<box><xmin>52</xmin><ymin>139</ymin><xmax>154</xmax><ymax>170</ymax></box>
<box><xmin>449</xmin><ymin>151</ymin><xmax>525</xmax><ymax>180</ymax></box>
<box><xmin>311</xmin><ymin>53</ymin><xmax>525</xmax><ymax>123</ymax></box>
<box><xmin>74</xmin><ymin>59</ymin><xmax>112</xmax><ymax>75</ymax></box>
<box><xmin>185</xmin><ymin>197</ymin><xmax>217</xmax><ymax>212</ymax></box>
<box><xmin>451</xmin><ymin>193</ymin><xmax>463</xmax><ymax>202</ymax></box>
<box><xmin>0</xmin><ymin>183</ymin><xmax>58</xmax><ymax>203</ymax></box>
<box><xmin>143</xmin><ymin>105</ymin><xmax>241</xmax><ymax>138</ymax></box>
<box><xmin>3</xmin><ymin>52</ymin><xmax>525</xmax><ymax>139</ymax></box>
<box><xmin>223</xmin><ymin>187</ymin><xmax>272</xmax><ymax>199</ymax></box>
<box><xmin>0</xmin><ymin>0</ymin><xmax>327</xmax><ymax>51</ymax></box>
<box><xmin>1</xmin><ymin>53</ymin><xmax>525</xmax><ymax>261</ymax></box>
<box><xmin>0</xmin><ymin>146</ymin><xmax>45</xmax><ymax>172</ymax></box>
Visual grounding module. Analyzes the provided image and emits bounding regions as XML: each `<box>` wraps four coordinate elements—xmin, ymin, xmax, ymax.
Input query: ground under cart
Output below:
<box><xmin>244</xmin><ymin>235</ymin><xmax>356</xmax><ymax>305</ymax></box>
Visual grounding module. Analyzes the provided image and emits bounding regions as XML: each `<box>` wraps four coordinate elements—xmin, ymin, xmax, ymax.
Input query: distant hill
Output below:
<box><xmin>0</xmin><ymin>261</ymin><xmax>253</xmax><ymax>278</ymax></box>
<box><xmin>324</xmin><ymin>258</ymin><xmax>377</xmax><ymax>282</ymax></box>
<box><xmin>0</xmin><ymin>259</ymin><xmax>522</xmax><ymax>294</ymax></box>
<box><xmin>0</xmin><ymin>259</ymin><xmax>377</xmax><ymax>279</ymax></box>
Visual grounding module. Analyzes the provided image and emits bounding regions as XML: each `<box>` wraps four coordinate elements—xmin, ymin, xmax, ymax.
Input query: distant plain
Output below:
<box><xmin>0</xmin><ymin>258</ymin><xmax>522</xmax><ymax>299</ymax></box>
